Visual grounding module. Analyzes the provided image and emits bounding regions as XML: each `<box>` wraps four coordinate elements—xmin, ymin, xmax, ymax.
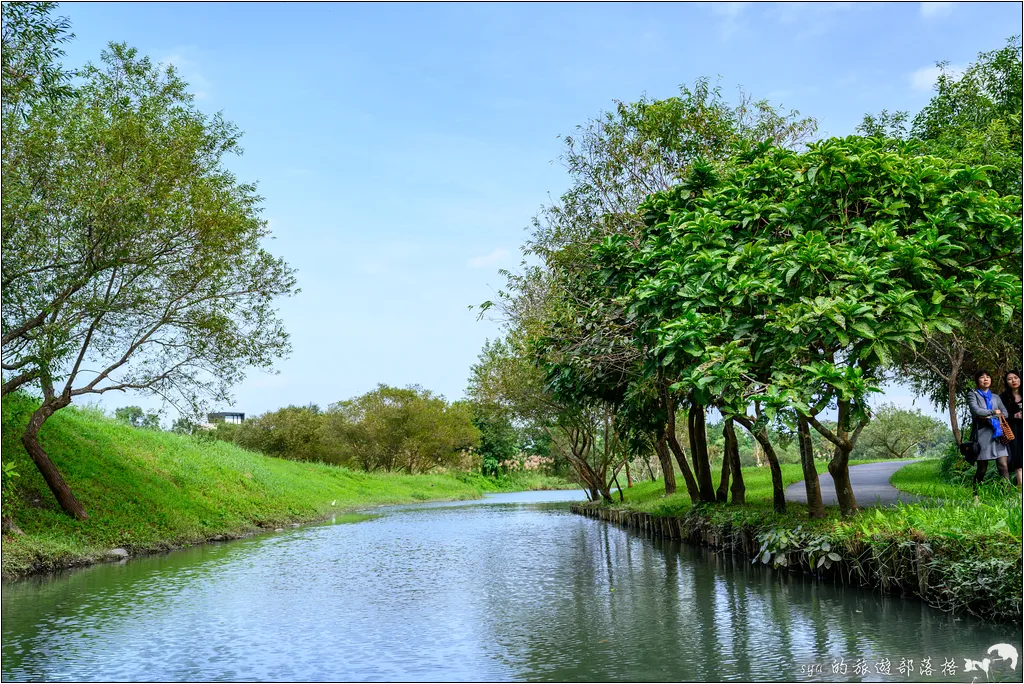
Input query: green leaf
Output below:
<box><xmin>850</xmin><ymin>323</ymin><xmax>876</xmax><ymax>340</ymax></box>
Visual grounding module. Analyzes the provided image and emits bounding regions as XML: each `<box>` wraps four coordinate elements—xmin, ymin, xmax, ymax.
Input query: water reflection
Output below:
<box><xmin>2</xmin><ymin>490</ymin><xmax>1018</xmax><ymax>682</ymax></box>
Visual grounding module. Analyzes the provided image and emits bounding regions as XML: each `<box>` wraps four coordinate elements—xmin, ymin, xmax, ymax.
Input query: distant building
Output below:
<box><xmin>207</xmin><ymin>411</ymin><xmax>245</xmax><ymax>425</ymax></box>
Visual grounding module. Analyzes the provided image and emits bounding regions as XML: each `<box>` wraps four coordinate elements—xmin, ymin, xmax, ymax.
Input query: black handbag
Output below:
<box><xmin>959</xmin><ymin>425</ymin><xmax>980</xmax><ymax>464</ymax></box>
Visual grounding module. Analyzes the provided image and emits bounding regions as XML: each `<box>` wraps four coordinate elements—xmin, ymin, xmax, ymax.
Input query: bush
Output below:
<box><xmin>323</xmin><ymin>385</ymin><xmax>480</xmax><ymax>474</ymax></box>
<box><xmin>939</xmin><ymin>440</ymin><xmax>1006</xmax><ymax>486</ymax></box>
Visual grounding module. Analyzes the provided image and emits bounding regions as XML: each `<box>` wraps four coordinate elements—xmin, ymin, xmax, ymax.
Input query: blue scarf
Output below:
<box><xmin>979</xmin><ymin>389</ymin><xmax>1003</xmax><ymax>437</ymax></box>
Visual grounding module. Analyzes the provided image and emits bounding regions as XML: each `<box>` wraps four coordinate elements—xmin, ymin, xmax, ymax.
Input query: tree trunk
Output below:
<box><xmin>663</xmin><ymin>432</ymin><xmax>701</xmax><ymax>504</ymax></box>
<box><xmin>687</xmin><ymin>400</ymin><xmax>717</xmax><ymax>503</ymax></box>
<box><xmin>723</xmin><ymin>418</ymin><xmax>745</xmax><ymax>504</ymax></box>
<box><xmin>660</xmin><ymin>387</ymin><xmax>699</xmax><ymax>501</ymax></box>
<box><xmin>625</xmin><ymin>459</ymin><xmax>633</xmax><ymax>487</ymax></box>
<box><xmin>797</xmin><ymin>415</ymin><xmax>825</xmax><ymax>519</ymax></box>
<box><xmin>662</xmin><ymin>398</ymin><xmax>701</xmax><ymax>503</ymax></box>
<box><xmin>735</xmin><ymin>416</ymin><xmax>785</xmax><ymax>513</ymax></box>
<box><xmin>611</xmin><ymin>471</ymin><xmax>625</xmax><ymax>502</ymax></box>
<box><xmin>23</xmin><ymin>400</ymin><xmax>88</xmax><ymax>520</ymax></box>
<box><xmin>644</xmin><ymin>455</ymin><xmax>656</xmax><ymax>482</ymax></box>
<box><xmin>758</xmin><ymin>431</ymin><xmax>786</xmax><ymax>514</ymax></box>
<box><xmin>828</xmin><ymin>448</ymin><xmax>858</xmax><ymax>517</ymax></box>
<box><xmin>826</xmin><ymin>400</ymin><xmax>860</xmax><ymax>518</ymax></box>
<box><xmin>715</xmin><ymin>443</ymin><xmax>730</xmax><ymax>503</ymax></box>
<box><xmin>653</xmin><ymin>433</ymin><xmax>677</xmax><ymax>495</ymax></box>
<box><xmin>948</xmin><ymin>353</ymin><xmax>963</xmax><ymax>444</ymax></box>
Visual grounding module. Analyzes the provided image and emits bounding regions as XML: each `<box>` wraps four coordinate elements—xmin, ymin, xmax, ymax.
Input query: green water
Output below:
<box><xmin>2</xmin><ymin>491</ymin><xmax>1019</xmax><ymax>681</ymax></box>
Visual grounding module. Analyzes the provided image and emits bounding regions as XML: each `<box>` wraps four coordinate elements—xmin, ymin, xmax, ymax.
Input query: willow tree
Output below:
<box><xmin>1</xmin><ymin>44</ymin><xmax>297</xmax><ymax>519</ymax></box>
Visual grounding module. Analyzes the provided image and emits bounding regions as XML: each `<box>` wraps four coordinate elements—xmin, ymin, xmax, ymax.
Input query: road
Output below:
<box><xmin>784</xmin><ymin>459</ymin><xmax>927</xmax><ymax>507</ymax></box>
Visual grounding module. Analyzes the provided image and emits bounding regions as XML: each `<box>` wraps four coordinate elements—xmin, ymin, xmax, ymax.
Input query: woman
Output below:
<box><xmin>968</xmin><ymin>370</ymin><xmax>1011</xmax><ymax>500</ymax></box>
<box><xmin>999</xmin><ymin>370</ymin><xmax>1023</xmax><ymax>487</ymax></box>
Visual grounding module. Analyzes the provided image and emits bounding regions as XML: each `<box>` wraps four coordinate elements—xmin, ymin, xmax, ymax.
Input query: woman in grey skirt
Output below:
<box><xmin>968</xmin><ymin>369</ymin><xmax>1011</xmax><ymax>498</ymax></box>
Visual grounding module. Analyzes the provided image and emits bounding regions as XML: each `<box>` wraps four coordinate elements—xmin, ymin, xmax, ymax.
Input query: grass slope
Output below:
<box><xmin>1</xmin><ymin>395</ymin><xmax>567</xmax><ymax>578</ymax></box>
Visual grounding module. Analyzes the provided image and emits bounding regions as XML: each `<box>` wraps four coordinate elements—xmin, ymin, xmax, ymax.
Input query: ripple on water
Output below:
<box><xmin>2</xmin><ymin>490</ymin><xmax>1018</xmax><ymax>682</ymax></box>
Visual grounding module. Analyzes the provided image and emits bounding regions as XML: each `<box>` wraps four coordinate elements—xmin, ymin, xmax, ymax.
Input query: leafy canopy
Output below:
<box><xmin>2</xmin><ymin>43</ymin><xmax>297</xmax><ymax>415</ymax></box>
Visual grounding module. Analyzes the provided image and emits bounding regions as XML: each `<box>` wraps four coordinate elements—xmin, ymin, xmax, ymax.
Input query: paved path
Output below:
<box><xmin>784</xmin><ymin>459</ymin><xmax>927</xmax><ymax>507</ymax></box>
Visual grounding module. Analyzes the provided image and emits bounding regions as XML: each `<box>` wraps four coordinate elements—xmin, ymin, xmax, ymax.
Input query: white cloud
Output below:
<box><xmin>467</xmin><ymin>248</ymin><xmax>509</xmax><ymax>269</ymax></box>
<box><xmin>920</xmin><ymin>2</ymin><xmax>955</xmax><ymax>19</ymax></box>
<box><xmin>712</xmin><ymin>2</ymin><xmax>749</xmax><ymax>39</ymax></box>
<box><xmin>910</xmin><ymin>63</ymin><xmax>965</xmax><ymax>92</ymax></box>
<box><xmin>713</xmin><ymin>1</ymin><xmax>748</xmax><ymax>19</ymax></box>
<box><xmin>768</xmin><ymin>2</ymin><xmax>855</xmax><ymax>40</ymax></box>
<box><xmin>158</xmin><ymin>47</ymin><xmax>212</xmax><ymax>100</ymax></box>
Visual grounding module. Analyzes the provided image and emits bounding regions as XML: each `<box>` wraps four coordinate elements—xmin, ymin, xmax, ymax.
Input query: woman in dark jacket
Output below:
<box><xmin>967</xmin><ymin>370</ymin><xmax>1011</xmax><ymax>500</ymax></box>
<box><xmin>999</xmin><ymin>370</ymin><xmax>1023</xmax><ymax>487</ymax></box>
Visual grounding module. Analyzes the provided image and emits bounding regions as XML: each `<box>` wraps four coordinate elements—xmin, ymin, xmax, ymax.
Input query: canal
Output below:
<box><xmin>1</xmin><ymin>490</ymin><xmax>1017</xmax><ymax>681</ymax></box>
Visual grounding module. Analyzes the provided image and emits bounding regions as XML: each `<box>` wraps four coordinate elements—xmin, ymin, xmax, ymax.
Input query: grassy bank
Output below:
<box><xmin>574</xmin><ymin>459</ymin><xmax>1022</xmax><ymax>623</ymax></box>
<box><xmin>0</xmin><ymin>395</ymin><xmax>573</xmax><ymax>579</ymax></box>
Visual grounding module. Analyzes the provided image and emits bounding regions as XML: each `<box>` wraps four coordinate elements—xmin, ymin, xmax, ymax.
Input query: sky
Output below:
<box><xmin>52</xmin><ymin>1</ymin><xmax>1023</xmax><ymax>422</ymax></box>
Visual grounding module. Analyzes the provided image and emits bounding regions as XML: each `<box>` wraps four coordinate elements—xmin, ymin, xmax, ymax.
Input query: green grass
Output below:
<box><xmin>583</xmin><ymin>456</ymin><xmax>1022</xmax><ymax>622</ymax></box>
<box><xmin>889</xmin><ymin>458</ymin><xmax>964</xmax><ymax>498</ymax></box>
<box><xmin>610</xmin><ymin>457</ymin><xmax>1020</xmax><ymax>542</ymax></box>
<box><xmin>615</xmin><ymin>459</ymin><xmax>877</xmax><ymax>517</ymax></box>
<box><xmin>0</xmin><ymin>394</ymin><xmax>571</xmax><ymax>578</ymax></box>
<box><xmin>890</xmin><ymin>457</ymin><xmax>1021</xmax><ymax>502</ymax></box>
<box><xmin>884</xmin><ymin>457</ymin><xmax>1023</xmax><ymax>546</ymax></box>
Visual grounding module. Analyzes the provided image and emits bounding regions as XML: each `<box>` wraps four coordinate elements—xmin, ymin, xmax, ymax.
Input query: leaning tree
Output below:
<box><xmin>1</xmin><ymin>43</ymin><xmax>297</xmax><ymax>519</ymax></box>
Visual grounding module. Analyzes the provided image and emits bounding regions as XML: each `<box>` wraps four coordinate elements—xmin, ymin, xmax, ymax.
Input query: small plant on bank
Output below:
<box><xmin>804</xmin><ymin>533</ymin><xmax>843</xmax><ymax>571</ymax></box>
<box><xmin>755</xmin><ymin>525</ymin><xmax>806</xmax><ymax>568</ymax></box>
<box><xmin>754</xmin><ymin>525</ymin><xmax>842</xmax><ymax>571</ymax></box>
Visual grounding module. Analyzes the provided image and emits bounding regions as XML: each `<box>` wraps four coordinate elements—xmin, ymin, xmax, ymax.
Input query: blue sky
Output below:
<box><xmin>54</xmin><ymin>1</ymin><xmax>1022</xmax><ymax>421</ymax></box>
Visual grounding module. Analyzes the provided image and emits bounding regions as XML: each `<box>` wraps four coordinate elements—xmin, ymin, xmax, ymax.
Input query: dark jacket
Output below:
<box><xmin>999</xmin><ymin>389</ymin><xmax>1022</xmax><ymax>423</ymax></box>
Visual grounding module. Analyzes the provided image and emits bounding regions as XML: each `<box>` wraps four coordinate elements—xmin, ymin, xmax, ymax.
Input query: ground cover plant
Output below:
<box><xmin>579</xmin><ymin>458</ymin><xmax>1022</xmax><ymax>622</ymax></box>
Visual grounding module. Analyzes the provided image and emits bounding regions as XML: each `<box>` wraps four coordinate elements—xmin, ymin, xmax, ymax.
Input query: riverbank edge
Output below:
<box><xmin>0</xmin><ymin>492</ymin><xmax>482</xmax><ymax>582</ymax></box>
<box><xmin>1</xmin><ymin>476</ymin><xmax>583</xmax><ymax>581</ymax></box>
<box><xmin>569</xmin><ymin>502</ymin><xmax>1022</xmax><ymax>624</ymax></box>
